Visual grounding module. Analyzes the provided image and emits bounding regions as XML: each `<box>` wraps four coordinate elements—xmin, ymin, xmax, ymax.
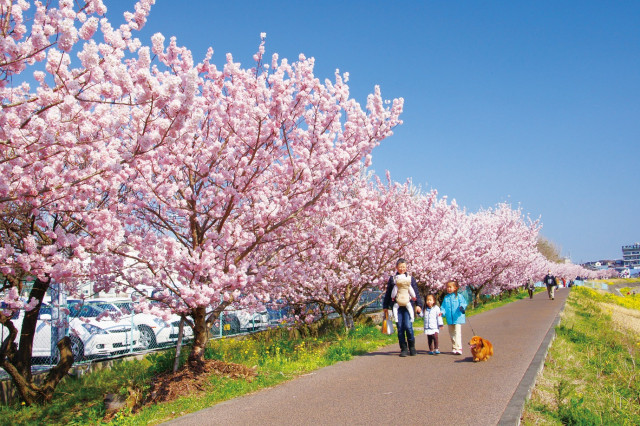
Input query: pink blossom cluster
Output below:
<box><xmin>1</xmin><ymin>287</ymin><xmax>37</xmax><ymax>316</ymax></box>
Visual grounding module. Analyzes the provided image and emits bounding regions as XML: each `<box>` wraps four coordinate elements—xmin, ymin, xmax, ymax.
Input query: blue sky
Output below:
<box><xmin>105</xmin><ymin>1</ymin><xmax>639</xmax><ymax>263</ymax></box>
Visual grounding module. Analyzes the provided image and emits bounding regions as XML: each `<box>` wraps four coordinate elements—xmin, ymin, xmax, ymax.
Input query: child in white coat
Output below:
<box><xmin>422</xmin><ymin>294</ymin><xmax>443</xmax><ymax>354</ymax></box>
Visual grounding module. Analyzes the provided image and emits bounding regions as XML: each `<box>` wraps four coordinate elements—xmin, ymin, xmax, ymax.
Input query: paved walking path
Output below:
<box><xmin>164</xmin><ymin>289</ymin><xmax>569</xmax><ymax>426</ymax></box>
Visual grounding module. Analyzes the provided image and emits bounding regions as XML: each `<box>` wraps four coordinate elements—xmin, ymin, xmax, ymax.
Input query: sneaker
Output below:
<box><xmin>427</xmin><ymin>351</ymin><xmax>434</xmax><ymax>355</ymax></box>
<box><xmin>454</xmin><ymin>350</ymin><xmax>462</xmax><ymax>355</ymax></box>
<box><xmin>434</xmin><ymin>349</ymin><xmax>440</xmax><ymax>354</ymax></box>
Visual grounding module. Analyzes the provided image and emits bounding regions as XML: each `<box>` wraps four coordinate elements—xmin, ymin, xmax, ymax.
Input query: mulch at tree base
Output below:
<box><xmin>141</xmin><ymin>360</ymin><xmax>257</xmax><ymax>407</ymax></box>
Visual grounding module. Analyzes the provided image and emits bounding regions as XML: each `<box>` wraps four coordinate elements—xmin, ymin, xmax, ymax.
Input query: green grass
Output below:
<box><xmin>0</xmin><ymin>288</ymin><xmax>537</xmax><ymax>425</ymax></box>
<box><xmin>522</xmin><ymin>287</ymin><xmax>640</xmax><ymax>425</ymax></box>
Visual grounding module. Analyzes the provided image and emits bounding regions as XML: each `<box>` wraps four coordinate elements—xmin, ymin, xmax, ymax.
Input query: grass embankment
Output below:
<box><xmin>1</xmin><ymin>289</ymin><xmax>531</xmax><ymax>425</ymax></box>
<box><xmin>522</xmin><ymin>286</ymin><xmax>640</xmax><ymax>425</ymax></box>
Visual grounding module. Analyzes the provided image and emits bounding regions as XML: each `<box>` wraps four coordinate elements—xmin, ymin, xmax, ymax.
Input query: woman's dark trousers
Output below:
<box><xmin>397</xmin><ymin>306</ymin><xmax>416</xmax><ymax>356</ymax></box>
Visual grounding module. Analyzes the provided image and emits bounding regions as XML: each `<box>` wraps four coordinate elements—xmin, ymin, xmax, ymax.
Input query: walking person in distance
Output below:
<box><xmin>543</xmin><ymin>270</ymin><xmax>557</xmax><ymax>300</ymax></box>
<box><xmin>527</xmin><ymin>277</ymin><xmax>535</xmax><ymax>299</ymax></box>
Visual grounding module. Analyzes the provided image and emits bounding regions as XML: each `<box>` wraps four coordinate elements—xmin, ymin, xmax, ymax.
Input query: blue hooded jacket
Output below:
<box><xmin>441</xmin><ymin>292</ymin><xmax>468</xmax><ymax>325</ymax></box>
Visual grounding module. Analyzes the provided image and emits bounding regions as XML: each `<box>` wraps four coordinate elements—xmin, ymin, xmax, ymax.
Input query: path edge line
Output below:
<box><xmin>497</xmin><ymin>294</ymin><xmax>568</xmax><ymax>426</ymax></box>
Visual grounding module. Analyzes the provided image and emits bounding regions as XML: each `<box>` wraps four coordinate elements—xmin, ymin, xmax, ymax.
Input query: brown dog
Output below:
<box><xmin>469</xmin><ymin>336</ymin><xmax>493</xmax><ymax>362</ymax></box>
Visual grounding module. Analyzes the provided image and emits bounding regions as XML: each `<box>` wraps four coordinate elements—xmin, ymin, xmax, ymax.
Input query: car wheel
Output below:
<box><xmin>70</xmin><ymin>335</ymin><xmax>84</xmax><ymax>362</ymax></box>
<box><xmin>138</xmin><ymin>325</ymin><xmax>156</xmax><ymax>350</ymax></box>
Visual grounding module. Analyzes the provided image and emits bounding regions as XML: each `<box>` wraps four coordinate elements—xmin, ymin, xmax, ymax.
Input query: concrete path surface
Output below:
<box><xmin>164</xmin><ymin>288</ymin><xmax>569</xmax><ymax>426</ymax></box>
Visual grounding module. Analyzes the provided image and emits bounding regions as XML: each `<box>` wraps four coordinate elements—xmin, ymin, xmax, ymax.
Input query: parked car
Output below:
<box><xmin>82</xmin><ymin>298</ymin><xmax>194</xmax><ymax>350</ymax></box>
<box><xmin>66</xmin><ymin>300</ymin><xmax>142</xmax><ymax>358</ymax></box>
<box><xmin>37</xmin><ymin>303</ymin><xmax>85</xmax><ymax>363</ymax></box>
<box><xmin>1</xmin><ymin>301</ymin><xmax>140</xmax><ymax>364</ymax></box>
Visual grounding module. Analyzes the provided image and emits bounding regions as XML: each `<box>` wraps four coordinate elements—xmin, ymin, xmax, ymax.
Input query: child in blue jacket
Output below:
<box><xmin>441</xmin><ymin>280</ymin><xmax>467</xmax><ymax>355</ymax></box>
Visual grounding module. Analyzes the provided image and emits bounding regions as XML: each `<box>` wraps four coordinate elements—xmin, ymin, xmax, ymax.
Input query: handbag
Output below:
<box><xmin>381</xmin><ymin>311</ymin><xmax>395</xmax><ymax>335</ymax></box>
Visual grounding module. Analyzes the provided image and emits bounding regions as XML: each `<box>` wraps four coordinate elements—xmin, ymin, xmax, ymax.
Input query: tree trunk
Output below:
<box><xmin>0</xmin><ymin>277</ymin><xmax>75</xmax><ymax>405</ymax></box>
<box><xmin>187</xmin><ymin>307</ymin><xmax>208</xmax><ymax>372</ymax></box>
<box><xmin>16</xmin><ymin>277</ymin><xmax>49</xmax><ymax>381</ymax></box>
<box><xmin>341</xmin><ymin>312</ymin><xmax>355</xmax><ymax>331</ymax></box>
<box><xmin>470</xmin><ymin>283</ymin><xmax>487</xmax><ymax>308</ymax></box>
<box><xmin>1</xmin><ymin>335</ymin><xmax>74</xmax><ymax>405</ymax></box>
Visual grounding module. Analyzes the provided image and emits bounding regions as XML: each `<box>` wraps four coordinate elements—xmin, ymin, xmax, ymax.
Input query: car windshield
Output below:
<box><xmin>90</xmin><ymin>303</ymin><xmax>120</xmax><ymax>313</ymax></box>
<box><xmin>68</xmin><ymin>302</ymin><xmax>106</xmax><ymax>318</ymax></box>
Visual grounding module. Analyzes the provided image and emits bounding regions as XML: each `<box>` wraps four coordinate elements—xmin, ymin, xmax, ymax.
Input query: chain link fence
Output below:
<box><xmin>1</xmin><ymin>290</ymin><xmax>384</xmax><ymax>381</ymax></box>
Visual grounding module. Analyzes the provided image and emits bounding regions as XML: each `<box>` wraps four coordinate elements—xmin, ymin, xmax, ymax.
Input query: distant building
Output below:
<box><xmin>581</xmin><ymin>259</ymin><xmax>623</xmax><ymax>270</ymax></box>
<box><xmin>622</xmin><ymin>243</ymin><xmax>640</xmax><ymax>268</ymax></box>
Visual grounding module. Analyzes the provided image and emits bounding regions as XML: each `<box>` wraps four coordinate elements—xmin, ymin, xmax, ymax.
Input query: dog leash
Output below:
<box><xmin>466</xmin><ymin>313</ymin><xmax>478</xmax><ymax>336</ymax></box>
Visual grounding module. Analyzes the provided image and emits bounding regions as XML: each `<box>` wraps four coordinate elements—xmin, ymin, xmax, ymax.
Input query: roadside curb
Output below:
<box><xmin>497</xmin><ymin>293</ymin><xmax>568</xmax><ymax>425</ymax></box>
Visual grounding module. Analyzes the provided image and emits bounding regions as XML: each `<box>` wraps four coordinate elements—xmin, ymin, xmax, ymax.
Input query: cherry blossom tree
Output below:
<box><xmin>0</xmin><ymin>0</ymin><xmax>166</xmax><ymax>404</ymax></box>
<box><xmin>102</xmin><ymin>35</ymin><xmax>404</xmax><ymax>368</ymax></box>
<box><xmin>407</xmin><ymin>196</ymin><xmax>471</xmax><ymax>300</ymax></box>
<box><xmin>267</xmin><ymin>173</ymin><xmax>435</xmax><ymax>330</ymax></box>
<box><xmin>454</xmin><ymin>204</ymin><xmax>541</xmax><ymax>306</ymax></box>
